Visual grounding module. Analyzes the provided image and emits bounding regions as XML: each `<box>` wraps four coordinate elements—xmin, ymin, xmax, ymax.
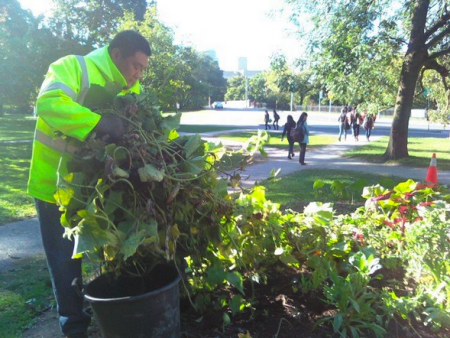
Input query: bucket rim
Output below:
<box><xmin>84</xmin><ymin>266</ymin><xmax>181</xmax><ymax>304</ymax></box>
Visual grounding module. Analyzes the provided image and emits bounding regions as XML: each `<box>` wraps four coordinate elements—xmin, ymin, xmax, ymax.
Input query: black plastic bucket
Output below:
<box><xmin>84</xmin><ymin>264</ymin><xmax>181</xmax><ymax>338</ymax></box>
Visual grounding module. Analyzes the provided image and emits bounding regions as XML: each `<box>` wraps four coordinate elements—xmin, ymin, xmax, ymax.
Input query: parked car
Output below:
<box><xmin>212</xmin><ymin>102</ymin><xmax>223</xmax><ymax>110</ymax></box>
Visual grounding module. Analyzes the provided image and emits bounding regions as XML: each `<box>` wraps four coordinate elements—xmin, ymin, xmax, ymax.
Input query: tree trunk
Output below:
<box><xmin>383</xmin><ymin>0</ymin><xmax>429</xmax><ymax>160</ymax></box>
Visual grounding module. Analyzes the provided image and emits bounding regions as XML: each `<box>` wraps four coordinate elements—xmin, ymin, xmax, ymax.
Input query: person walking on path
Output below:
<box><xmin>363</xmin><ymin>110</ymin><xmax>375</xmax><ymax>141</ymax></box>
<box><xmin>27</xmin><ymin>30</ymin><xmax>151</xmax><ymax>338</ymax></box>
<box><xmin>296</xmin><ymin>112</ymin><xmax>310</xmax><ymax>165</ymax></box>
<box><xmin>281</xmin><ymin>115</ymin><xmax>296</xmax><ymax>159</ymax></box>
<box><xmin>272</xmin><ymin>109</ymin><xmax>280</xmax><ymax>130</ymax></box>
<box><xmin>338</xmin><ymin>108</ymin><xmax>348</xmax><ymax>141</ymax></box>
<box><xmin>352</xmin><ymin>109</ymin><xmax>363</xmax><ymax>141</ymax></box>
<box><xmin>264</xmin><ymin>110</ymin><xmax>271</xmax><ymax>130</ymax></box>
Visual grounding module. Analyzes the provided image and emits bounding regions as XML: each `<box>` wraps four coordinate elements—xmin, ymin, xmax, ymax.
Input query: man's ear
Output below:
<box><xmin>110</xmin><ymin>47</ymin><xmax>122</xmax><ymax>63</ymax></box>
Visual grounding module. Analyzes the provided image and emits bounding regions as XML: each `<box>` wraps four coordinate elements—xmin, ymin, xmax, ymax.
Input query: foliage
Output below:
<box><xmin>285</xmin><ymin>0</ymin><xmax>450</xmax><ymax>159</ymax></box>
<box><xmin>48</xmin><ymin>0</ymin><xmax>148</xmax><ymax>47</ymax></box>
<box><xmin>55</xmin><ymin>92</ymin><xmax>237</xmax><ymax>275</ymax></box>
<box><xmin>2</xmin><ymin>2</ymin><xmax>226</xmax><ymax>114</ymax></box>
<box><xmin>225</xmin><ymin>75</ymin><xmax>247</xmax><ymax>101</ymax></box>
<box><xmin>0</xmin><ymin>1</ymin><xmax>69</xmax><ymax>114</ymax></box>
<box><xmin>120</xmin><ymin>9</ymin><xmax>226</xmax><ymax>111</ymax></box>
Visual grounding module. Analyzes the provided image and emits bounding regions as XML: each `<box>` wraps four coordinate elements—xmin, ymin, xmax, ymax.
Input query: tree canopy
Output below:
<box><xmin>0</xmin><ymin>0</ymin><xmax>226</xmax><ymax>114</ymax></box>
<box><xmin>285</xmin><ymin>0</ymin><xmax>450</xmax><ymax>159</ymax></box>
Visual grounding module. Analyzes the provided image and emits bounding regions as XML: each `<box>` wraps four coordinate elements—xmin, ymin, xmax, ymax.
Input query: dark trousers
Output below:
<box><xmin>287</xmin><ymin>135</ymin><xmax>294</xmax><ymax>155</ymax></box>
<box><xmin>299</xmin><ymin>143</ymin><xmax>307</xmax><ymax>164</ymax></box>
<box><xmin>353</xmin><ymin>124</ymin><xmax>360</xmax><ymax>137</ymax></box>
<box><xmin>366</xmin><ymin>127</ymin><xmax>372</xmax><ymax>139</ymax></box>
<box><xmin>35</xmin><ymin>199</ymin><xmax>90</xmax><ymax>335</ymax></box>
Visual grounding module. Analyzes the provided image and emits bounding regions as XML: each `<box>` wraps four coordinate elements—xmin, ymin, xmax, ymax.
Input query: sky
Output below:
<box><xmin>18</xmin><ymin>0</ymin><xmax>306</xmax><ymax>71</ymax></box>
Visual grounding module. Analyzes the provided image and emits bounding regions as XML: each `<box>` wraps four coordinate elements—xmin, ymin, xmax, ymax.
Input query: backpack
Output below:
<box><xmin>291</xmin><ymin>122</ymin><xmax>305</xmax><ymax>142</ymax></box>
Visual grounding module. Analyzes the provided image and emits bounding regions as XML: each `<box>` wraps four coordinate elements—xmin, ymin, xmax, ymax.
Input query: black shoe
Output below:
<box><xmin>288</xmin><ymin>156</ymin><xmax>292</xmax><ymax>159</ymax></box>
<box><xmin>300</xmin><ymin>162</ymin><xmax>307</xmax><ymax>166</ymax></box>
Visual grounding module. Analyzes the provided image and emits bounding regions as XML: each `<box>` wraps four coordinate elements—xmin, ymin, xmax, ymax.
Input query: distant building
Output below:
<box><xmin>238</xmin><ymin>57</ymin><xmax>248</xmax><ymax>72</ymax></box>
<box><xmin>222</xmin><ymin>57</ymin><xmax>263</xmax><ymax>79</ymax></box>
<box><xmin>203</xmin><ymin>50</ymin><xmax>218</xmax><ymax>62</ymax></box>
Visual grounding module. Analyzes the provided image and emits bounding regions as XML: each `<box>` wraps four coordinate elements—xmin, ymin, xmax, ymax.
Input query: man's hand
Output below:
<box><xmin>95</xmin><ymin>115</ymin><xmax>124</xmax><ymax>142</ymax></box>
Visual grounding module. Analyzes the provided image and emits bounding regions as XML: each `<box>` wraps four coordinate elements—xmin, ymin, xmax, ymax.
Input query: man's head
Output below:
<box><xmin>109</xmin><ymin>30</ymin><xmax>151</xmax><ymax>88</ymax></box>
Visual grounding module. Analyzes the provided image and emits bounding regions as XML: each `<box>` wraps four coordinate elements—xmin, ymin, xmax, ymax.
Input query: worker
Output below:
<box><xmin>27</xmin><ymin>30</ymin><xmax>151</xmax><ymax>338</ymax></box>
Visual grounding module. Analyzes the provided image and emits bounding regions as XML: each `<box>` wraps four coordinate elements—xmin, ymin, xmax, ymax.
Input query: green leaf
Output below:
<box><xmin>120</xmin><ymin>232</ymin><xmax>145</xmax><ymax>260</ymax></box>
<box><xmin>184</xmin><ymin>134</ymin><xmax>203</xmax><ymax>159</ymax></box>
<box><xmin>205</xmin><ymin>265</ymin><xmax>227</xmax><ymax>286</ymax></box>
<box><xmin>313</xmin><ymin>180</ymin><xmax>326</xmax><ymax>189</ymax></box>
<box><xmin>161</xmin><ymin>112</ymin><xmax>181</xmax><ymax>130</ymax></box>
<box><xmin>229</xmin><ymin>294</ymin><xmax>244</xmax><ymax>315</ymax></box>
<box><xmin>227</xmin><ymin>271</ymin><xmax>245</xmax><ymax>295</ymax></box>
<box><xmin>104</xmin><ymin>190</ymin><xmax>123</xmax><ymax>215</ymax></box>
<box><xmin>349</xmin><ymin>297</ymin><xmax>361</xmax><ymax>313</ymax></box>
<box><xmin>138</xmin><ymin>164</ymin><xmax>165</xmax><ymax>182</ymax></box>
<box><xmin>332</xmin><ymin>313</ymin><xmax>344</xmax><ymax>332</ymax></box>
<box><xmin>222</xmin><ymin>312</ymin><xmax>231</xmax><ymax>327</ymax></box>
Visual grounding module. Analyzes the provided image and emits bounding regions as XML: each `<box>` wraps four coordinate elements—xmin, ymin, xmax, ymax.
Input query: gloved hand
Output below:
<box><xmin>95</xmin><ymin>115</ymin><xmax>124</xmax><ymax>142</ymax></box>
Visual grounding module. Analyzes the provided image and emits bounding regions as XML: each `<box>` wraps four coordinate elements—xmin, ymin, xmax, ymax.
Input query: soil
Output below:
<box><xmin>23</xmin><ymin>265</ymin><xmax>448</xmax><ymax>338</ymax></box>
<box><xmin>22</xmin><ymin>203</ymin><xmax>449</xmax><ymax>338</ymax></box>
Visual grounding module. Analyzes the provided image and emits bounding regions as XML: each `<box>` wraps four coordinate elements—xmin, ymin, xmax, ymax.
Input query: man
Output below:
<box><xmin>27</xmin><ymin>30</ymin><xmax>151</xmax><ymax>338</ymax></box>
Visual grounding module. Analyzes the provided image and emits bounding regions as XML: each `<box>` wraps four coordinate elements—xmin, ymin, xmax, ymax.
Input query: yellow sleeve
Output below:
<box><xmin>36</xmin><ymin>55</ymin><xmax>101</xmax><ymax>142</ymax></box>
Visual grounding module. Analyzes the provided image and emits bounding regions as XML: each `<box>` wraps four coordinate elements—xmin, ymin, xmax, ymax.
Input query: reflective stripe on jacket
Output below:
<box><xmin>28</xmin><ymin>46</ymin><xmax>140</xmax><ymax>203</ymax></box>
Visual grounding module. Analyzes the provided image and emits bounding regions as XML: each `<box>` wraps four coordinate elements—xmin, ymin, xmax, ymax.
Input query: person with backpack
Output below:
<box><xmin>281</xmin><ymin>115</ymin><xmax>296</xmax><ymax>159</ymax></box>
<box><xmin>363</xmin><ymin>111</ymin><xmax>375</xmax><ymax>141</ymax></box>
<box><xmin>337</xmin><ymin>108</ymin><xmax>348</xmax><ymax>141</ymax></box>
<box><xmin>272</xmin><ymin>110</ymin><xmax>280</xmax><ymax>130</ymax></box>
<box><xmin>264</xmin><ymin>110</ymin><xmax>271</xmax><ymax>130</ymax></box>
<box><xmin>296</xmin><ymin>112</ymin><xmax>310</xmax><ymax>165</ymax></box>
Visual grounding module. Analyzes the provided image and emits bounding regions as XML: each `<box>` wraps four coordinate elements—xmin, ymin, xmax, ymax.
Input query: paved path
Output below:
<box><xmin>1</xmin><ymin>131</ymin><xmax>448</xmax><ymax>271</ymax></box>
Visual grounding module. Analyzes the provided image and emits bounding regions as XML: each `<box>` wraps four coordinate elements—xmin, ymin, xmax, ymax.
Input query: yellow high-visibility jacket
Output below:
<box><xmin>28</xmin><ymin>46</ymin><xmax>141</xmax><ymax>203</ymax></box>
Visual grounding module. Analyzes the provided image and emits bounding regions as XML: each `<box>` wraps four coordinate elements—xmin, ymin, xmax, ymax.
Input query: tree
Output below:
<box><xmin>0</xmin><ymin>0</ymin><xmax>64</xmax><ymax>114</ymax></box>
<box><xmin>286</xmin><ymin>0</ymin><xmax>450</xmax><ymax>159</ymax></box>
<box><xmin>225</xmin><ymin>75</ymin><xmax>247</xmax><ymax>101</ymax></box>
<box><xmin>48</xmin><ymin>0</ymin><xmax>148</xmax><ymax>47</ymax></box>
<box><xmin>119</xmin><ymin>9</ymin><xmax>226</xmax><ymax>111</ymax></box>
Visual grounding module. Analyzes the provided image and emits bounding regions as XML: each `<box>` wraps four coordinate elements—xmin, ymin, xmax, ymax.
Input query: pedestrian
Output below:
<box><xmin>337</xmin><ymin>107</ymin><xmax>348</xmax><ymax>141</ymax></box>
<box><xmin>296</xmin><ymin>112</ymin><xmax>310</xmax><ymax>165</ymax></box>
<box><xmin>27</xmin><ymin>30</ymin><xmax>151</xmax><ymax>338</ymax></box>
<box><xmin>281</xmin><ymin>115</ymin><xmax>296</xmax><ymax>159</ymax></box>
<box><xmin>352</xmin><ymin>109</ymin><xmax>363</xmax><ymax>141</ymax></box>
<box><xmin>264</xmin><ymin>110</ymin><xmax>271</xmax><ymax>130</ymax></box>
<box><xmin>273</xmin><ymin>109</ymin><xmax>280</xmax><ymax>130</ymax></box>
<box><xmin>363</xmin><ymin>111</ymin><xmax>375</xmax><ymax>141</ymax></box>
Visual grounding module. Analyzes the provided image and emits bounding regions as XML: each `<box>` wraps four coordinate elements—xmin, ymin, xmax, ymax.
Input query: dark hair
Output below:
<box><xmin>108</xmin><ymin>30</ymin><xmax>151</xmax><ymax>58</ymax></box>
<box><xmin>298</xmin><ymin>112</ymin><xmax>308</xmax><ymax>124</ymax></box>
<box><xmin>287</xmin><ymin>115</ymin><xmax>294</xmax><ymax>123</ymax></box>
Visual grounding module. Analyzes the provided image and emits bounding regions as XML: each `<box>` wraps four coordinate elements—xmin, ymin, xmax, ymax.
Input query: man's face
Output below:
<box><xmin>111</xmin><ymin>48</ymin><xmax>149</xmax><ymax>88</ymax></box>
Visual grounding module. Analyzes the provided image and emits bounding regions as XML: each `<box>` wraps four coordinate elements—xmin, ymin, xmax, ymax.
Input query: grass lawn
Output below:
<box><xmin>0</xmin><ymin>115</ymin><xmax>36</xmax><ymax>142</ymax></box>
<box><xmin>261</xmin><ymin>168</ymin><xmax>405</xmax><ymax>210</ymax></box>
<box><xmin>217</xmin><ymin>131</ymin><xmax>337</xmax><ymax>150</ymax></box>
<box><xmin>0</xmin><ymin>142</ymin><xmax>35</xmax><ymax>225</ymax></box>
<box><xmin>344</xmin><ymin>136</ymin><xmax>450</xmax><ymax>170</ymax></box>
<box><xmin>0</xmin><ymin>256</ymin><xmax>53</xmax><ymax>338</ymax></box>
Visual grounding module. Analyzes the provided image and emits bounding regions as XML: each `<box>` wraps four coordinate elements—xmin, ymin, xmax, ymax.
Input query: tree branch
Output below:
<box><xmin>426</xmin><ymin>24</ymin><xmax>450</xmax><ymax>50</ymax></box>
<box><xmin>428</xmin><ymin>46</ymin><xmax>450</xmax><ymax>61</ymax></box>
<box><xmin>424</xmin><ymin>11</ymin><xmax>450</xmax><ymax>44</ymax></box>
<box><xmin>422</xmin><ymin>58</ymin><xmax>449</xmax><ymax>91</ymax></box>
